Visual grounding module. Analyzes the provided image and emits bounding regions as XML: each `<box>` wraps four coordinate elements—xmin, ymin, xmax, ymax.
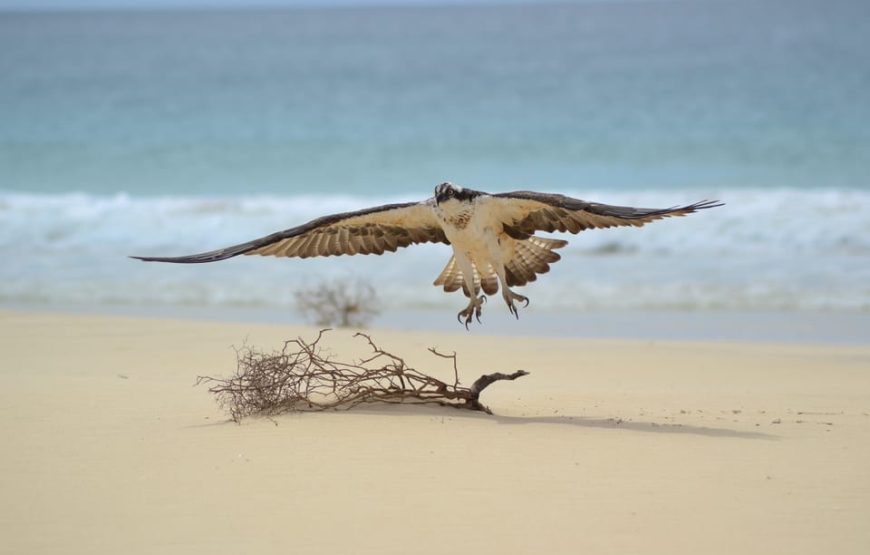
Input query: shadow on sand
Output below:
<box><xmin>393</xmin><ymin>404</ymin><xmax>777</xmax><ymax>440</ymax></box>
<box><xmin>484</xmin><ymin>413</ymin><xmax>776</xmax><ymax>440</ymax></box>
<box><xmin>195</xmin><ymin>404</ymin><xmax>776</xmax><ymax>440</ymax></box>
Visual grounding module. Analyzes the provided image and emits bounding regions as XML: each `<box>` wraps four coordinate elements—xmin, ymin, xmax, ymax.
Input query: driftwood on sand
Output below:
<box><xmin>197</xmin><ymin>330</ymin><xmax>529</xmax><ymax>422</ymax></box>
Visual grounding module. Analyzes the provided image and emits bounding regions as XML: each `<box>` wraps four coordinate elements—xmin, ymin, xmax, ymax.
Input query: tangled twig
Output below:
<box><xmin>197</xmin><ymin>330</ymin><xmax>528</xmax><ymax>422</ymax></box>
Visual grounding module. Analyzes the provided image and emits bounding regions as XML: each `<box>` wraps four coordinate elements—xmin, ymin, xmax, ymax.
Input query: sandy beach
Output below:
<box><xmin>1</xmin><ymin>309</ymin><xmax>869</xmax><ymax>554</ymax></box>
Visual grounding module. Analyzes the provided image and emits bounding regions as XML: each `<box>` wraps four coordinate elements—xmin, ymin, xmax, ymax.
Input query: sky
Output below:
<box><xmin>0</xmin><ymin>0</ymin><xmax>542</xmax><ymax>10</ymax></box>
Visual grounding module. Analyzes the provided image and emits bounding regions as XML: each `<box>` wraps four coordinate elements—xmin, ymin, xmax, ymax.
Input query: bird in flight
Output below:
<box><xmin>133</xmin><ymin>183</ymin><xmax>722</xmax><ymax>326</ymax></box>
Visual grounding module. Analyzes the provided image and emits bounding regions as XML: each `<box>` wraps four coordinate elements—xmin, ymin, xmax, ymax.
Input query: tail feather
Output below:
<box><xmin>479</xmin><ymin>266</ymin><xmax>500</xmax><ymax>295</ymax></box>
<box><xmin>433</xmin><ymin>257</ymin><xmax>500</xmax><ymax>297</ymax></box>
<box><xmin>433</xmin><ymin>257</ymin><xmax>464</xmax><ymax>293</ymax></box>
<box><xmin>434</xmin><ymin>235</ymin><xmax>568</xmax><ymax>294</ymax></box>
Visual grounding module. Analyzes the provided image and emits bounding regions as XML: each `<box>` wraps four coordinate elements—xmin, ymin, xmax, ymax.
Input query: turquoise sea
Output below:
<box><xmin>1</xmin><ymin>0</ymin><xmax>869</xmax><ymax>325</ymax></box>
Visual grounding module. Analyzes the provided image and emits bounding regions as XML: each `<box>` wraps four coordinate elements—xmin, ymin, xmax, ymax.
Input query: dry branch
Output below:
<box><xmin>197</xmin><ymin>330</ymin><xmax>529</xmax><ymax>422</ymax></box>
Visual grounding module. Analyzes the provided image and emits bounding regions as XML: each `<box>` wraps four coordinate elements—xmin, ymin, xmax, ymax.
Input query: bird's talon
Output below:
<box><xmin>503</xmin><ymin>289</ymin><xmax>528</xmax><ymax>319</ymax></box>
<box><xmin>457</xmin><ymin>295</ymin><xmax>486</xmax><ymax>328</ymax></box>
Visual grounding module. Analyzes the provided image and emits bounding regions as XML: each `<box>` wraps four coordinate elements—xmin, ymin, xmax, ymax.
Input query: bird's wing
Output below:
<box><xmin>131</xmin><ymin>199</ymin><xmax>447</xmax><ymax>263</ymax></box>
<box><xmin>488</xmin><ymin>191</ymin><xmax>723</xmax><ymax>239</ymax></box>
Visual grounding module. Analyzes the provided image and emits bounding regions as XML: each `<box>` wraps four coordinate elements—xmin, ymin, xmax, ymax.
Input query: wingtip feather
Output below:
<box><xmin>689</xmin><ymin>199</ymin><xmax>725</xmax><ymax>210</ymax></box>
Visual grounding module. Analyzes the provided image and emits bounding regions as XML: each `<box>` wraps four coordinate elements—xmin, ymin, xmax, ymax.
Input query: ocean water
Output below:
<box><xmin>1</xmin><ymin>0</ymin><xmax>869</xmax><ymax>317</ymax></box>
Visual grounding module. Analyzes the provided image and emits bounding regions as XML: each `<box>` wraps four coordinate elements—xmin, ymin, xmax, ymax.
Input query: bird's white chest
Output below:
<box><xmin>434</xmin><ymin>198</ymin><xmax>500</xmax><ymax>260</ymax></box>
<box><xmin>434</xmin><ymin>198</ymin><xmax>474</xmax><ymax>230</ymax></box>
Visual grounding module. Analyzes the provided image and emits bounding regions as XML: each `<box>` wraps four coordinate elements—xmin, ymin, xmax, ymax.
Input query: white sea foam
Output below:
<box><xmin>1</xmin><ymin>188</ymin><xmax>868</xmax><ymax>312</ymax></box>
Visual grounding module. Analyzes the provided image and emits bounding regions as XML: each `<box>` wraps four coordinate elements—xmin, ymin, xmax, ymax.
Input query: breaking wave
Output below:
<box><xmin>1</xmin><ymin>188</ymin><xmax>868</xmax><ymax>312</ymax></box>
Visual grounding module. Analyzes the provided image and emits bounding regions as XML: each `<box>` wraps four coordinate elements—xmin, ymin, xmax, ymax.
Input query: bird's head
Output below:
<box><xmin>435</xmin><ymin>182</ymin><xmax>465</xmax><ymax>205</ymax></box>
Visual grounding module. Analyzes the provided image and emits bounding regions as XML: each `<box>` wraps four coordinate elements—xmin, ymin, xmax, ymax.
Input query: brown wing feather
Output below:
<box><xmin>491</xmin><ymin>192</ymin><xmax>722</xmax><ymax>238</ymax></box>
<box><xmin>131</xmin><ymin>200</ymin><xmax>447</xmax><ymax>264</ymax></box>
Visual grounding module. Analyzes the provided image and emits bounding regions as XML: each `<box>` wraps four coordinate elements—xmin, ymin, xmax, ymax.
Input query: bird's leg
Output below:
<box><xmin>492</xmin><ymin>261</ymin><xmax>529</xmax><ymax>319</ymax></box>
<box><xmin>456</xmin><ymin>294</ymin><xmax>486</xmax><ymax>329</ymax></box>
<box><xmin>453</xmin><ymin>252</ymin><xmax>486</xmax><ymax>328</ymax></box>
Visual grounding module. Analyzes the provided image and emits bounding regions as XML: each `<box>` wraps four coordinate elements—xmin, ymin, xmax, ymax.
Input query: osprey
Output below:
<box><xmin>132</xmin><ymin>183</ymin><xmax>722</xmax><ymax>326</ymax></box>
